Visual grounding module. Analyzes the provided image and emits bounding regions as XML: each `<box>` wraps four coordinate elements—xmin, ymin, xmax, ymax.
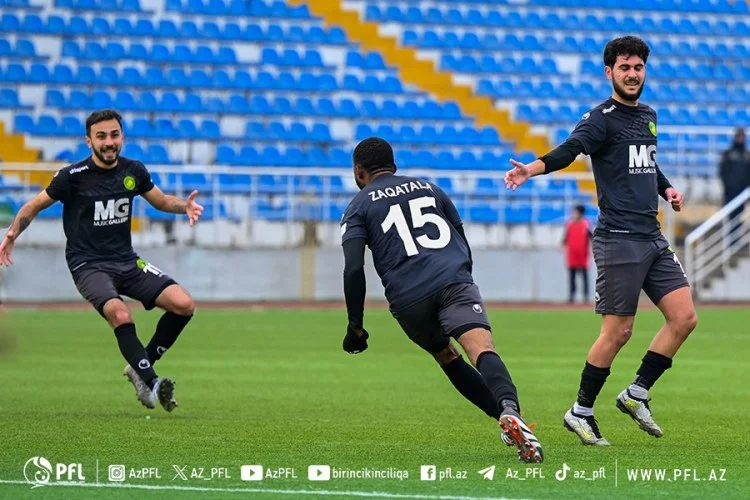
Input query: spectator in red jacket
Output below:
<box><xmin>563</xmin><ymin>205</ymin><xmax>592</xmax><ymax>303</ymax></box>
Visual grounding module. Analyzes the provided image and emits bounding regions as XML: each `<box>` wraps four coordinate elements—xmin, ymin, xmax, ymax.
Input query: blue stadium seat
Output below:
<box><xmin>91</xmin><ymin>90</ymin><xmax>112</xmax><ymax>108</ymax></box>
<box><xmin>244</xmin><ymin>122</ymin><xmax>267</xmax><ymax>140</ymax></box>
<box><xmin>14</xmin><ymin>39</ymin><xmax>36</xmax><ymax>58</ymax></box>
<box><xmin>112</xmin><ymin>18</ymin><xmax>132</xmax><ymax>35</ymax></box>
<box><xmin>172</xmin><ymin>172</ymin><xmax>210</xmax><ymax>191</ymax></box>
<box><xmin>183</xmin><ymin>93</ymin><xmax>203</xmax><ymax>113</ymax></box>
<box><xmin>90</xmin><ymin>16</ymin><xmax>109</xmax><ymax>35</ymax></box>
<box><xmin>0</xmin><ymin>88</ymin><xmax>20</xmax><ymax>108</ymax></box>
<box><xmin>504</xmin><ymin>204</ymin><xmax>532</xmax><ymax>224</ymax></box>
<box><xmin>215</xmin><ymin>145</ymin><xmax>235</xmax><ymax>165</ymax></box>
<box><xmin>469</xmin><ymin>204</ymin><xmax>499</xmax><ymax>224</ymax></box>
<box><xmin>66</xmin><ymin>90</ymin><xmax>87</xmax><ymax>109</ymax></box>
<box><xmin>301</xmin><ymin>49</ymin><xmax>322</xmax><ymax>67</ymax></box>
<box><xmin>65</xmin><ymin>15</ymin><xmax>87</xmax><ymax>34</ymax></box>
<box><xmin>26</xmin><ymin>63</ymin><xmax>47</xmax><ymax>82</ymax></box>
<box><xmin>1</xmin><ymin>13</ymin><xmax>19</xmax><ymax>32</ymax></box>
<box><xmin>36</xmin><ymin>115</ymin><xmax>59</xmax><ymax>136</ymax></box>
<box><xmin>199</xmin><ymin>120</ymin><xmax>220</xmax><ymax>139</ymax></box>
<box><xmin>134</xmin><ymin>19</ymin><xmax>154</xmax><ymax>36</ymax></box>
<box><xmin>113</xmin><ymin>90</ymin><xmax>136</xmax><ymax>111</ymax></box>
<box><xmin>218</xmin><ymin>173</ymin><xmax>251</xmax><ymax>194</ymax></box>
<box><xmin>60</xmin><ymin>115</ymin><xmax>80</xmax><ymax>136</ymax></box>
<box><xmin>45</xmin><ymin>89</ymin><xmax>65</xmax><ymax>108</ymax></box>
<box><xmin>255</xmin><ymin>199</ymin><xmax>289</xmax><ymax>221</ymax></box>
<box><xmin>324</xmin><ymin>148</ymin><xmax>346</xmax><ymax>168</ymax></box>
<box><xmin>129</xmin><ymin>118</ymin><xmax>152</xmax><ymax>138</ymax></box>
<box><xmin>13</xmin><ymin>114</ymin><xmax>34</xmax><ymax>134</ymax></box>
<box><xmin>364</xmin><ymin>52</ymin><xmax>385</xmax><ymax>70</ymax></box>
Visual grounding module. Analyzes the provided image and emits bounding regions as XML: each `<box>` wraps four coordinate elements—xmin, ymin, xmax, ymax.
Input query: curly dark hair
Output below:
<box><xmin>85</xmin><ymin>109</ymin><xmax>123</xmax><ymax>136</ymax></box>
<box><xmin>352</xmin><ymin>137</ymin><xmax>396</xmax><ymax>173</ymax></box>
<box><xmin>603</xmin><ymin>36</ymin><xmax>650</xmax><ymax>67</ymax></box>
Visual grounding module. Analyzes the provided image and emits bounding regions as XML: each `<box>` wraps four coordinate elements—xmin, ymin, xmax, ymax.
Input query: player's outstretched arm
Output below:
<box><xmin>342</xmin><ymin>237</ymin><xmax>369</xmax><ymax>354</ymax></box>
<box><xmin>142</xmin><ymin>186</ymin><xmax>204</xmax><ymax>226</ymax></box>
<box><xmin>0</xmin><ymin>190</ymin><xmax>56</xmax><ymax>266</ymax></box>
<box><xmin>505</xmin><ymin>138</ymin><xmax>586</xmax><ymax>191</ymax></box>
<box><xmin>504</xmin><ymin>158</ymin><xmax>545</xmax><ymax>191</ymax></box>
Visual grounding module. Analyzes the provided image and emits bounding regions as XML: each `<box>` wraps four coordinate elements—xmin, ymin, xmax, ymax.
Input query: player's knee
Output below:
<box><xmin>456</xmin><ymin>327</ymin><xmax>494</xmax><ymax>359</ymax></box>
<box><xmin>108</xmin><ymin>308</ymin><xmax>133</xmax><ymax>328</ymax></box>
<box><xmin>605</xmin><ymin>325</ymin><xmax>633</xmax><ymax>347</ymax></box>
<box><xmin>432</xmin><ymin>343</ymin><xmax>461</xmax><ymax>366</ymax></box>
<box><xmin>169</xmin><ymin>292</ymin><xmax>195</xmax><ymax>316</ymax></box>
<box><xmin>102</xmin><ymin>299</ymin><xmax>131</xmax><ymax>326</ymax></box>
<box><xmin>174</xmin><ymin>297</ymin><xmax>195</xmax><ymax>316</ymax></box>
<box><xmin>687</xmin><ymin>310</ymin><xmax>698</xmax><ymax>332</ymax></box>
<box><xmin>673</xmin><ymin>309</ymin><xmax>698</xmax><ymax>337</ymax></box>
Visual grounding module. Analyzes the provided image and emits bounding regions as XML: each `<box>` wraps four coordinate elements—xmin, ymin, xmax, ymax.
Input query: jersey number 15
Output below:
<box><xmin>381</xmin><ymin>196</ymin><xmax>451</xmax><ymax>256</ymax></box>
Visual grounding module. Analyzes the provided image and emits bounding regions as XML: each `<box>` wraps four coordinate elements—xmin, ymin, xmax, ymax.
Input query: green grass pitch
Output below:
<box><xmin>0</xmin><ymin>306</ymin><xmax>748</xmax><ymax>499</ymax></box>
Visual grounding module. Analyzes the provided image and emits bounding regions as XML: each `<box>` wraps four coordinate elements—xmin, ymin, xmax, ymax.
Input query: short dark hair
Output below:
<box><xmin>603</xmin><ymin>36</ymin><xmax>650</xmax><ymax>68</ymax></box>
<box><xmin>353</xmin><ymin>137</ymin><xmax>396</xmax><ymax>173</ymax></box>
<box><xmin>574</xmin><ymin>205</ymin><xmax>586</xmax><ymax>216</ymax></box>
<box><xmin>85</xmin><ymin>109</ymin><xmax>123</xmax><ymax>136</ymax></box>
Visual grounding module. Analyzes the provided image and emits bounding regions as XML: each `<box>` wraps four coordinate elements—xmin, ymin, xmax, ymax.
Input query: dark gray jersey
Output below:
<box><xmin>45</xmin><ymin>156</ymin><xmax>155</xmax><ymax>271</ymax></box>
<box><xmin>569</xmin><ymin>98</ymin><xmax>669</xmax><ymax>240</ymax></box>
<box><xmin>340</xmin><ymin>174</ymin><xmax>473</xmax><ymax>311</ymax></box>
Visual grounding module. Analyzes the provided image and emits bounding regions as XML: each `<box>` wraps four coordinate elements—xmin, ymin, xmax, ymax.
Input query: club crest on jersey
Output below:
<box><xmin>123</xmin><ymin>176</ymin><xmax>136</xmax><ymax>190</ymax></box>
<box><xmin>648</xmin><ymin>121</ymin><xmax>657</xmax><ymax>137</ymax></box>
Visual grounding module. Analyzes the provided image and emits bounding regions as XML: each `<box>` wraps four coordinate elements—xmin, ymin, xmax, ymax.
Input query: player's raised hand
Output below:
<box><xmin>343</xmin><ymin>326</ymin><xmax>369</xmax><ymax>354</ymax></box>
<box><xmin>665</xmin><ymin>187</ymin><xmax>684</xmax><ymax>212</ymax></box>
<box><xmin>186</xmin><ymin>190</ymin><xmax>204</xmax><ymax>226</ymax></box>
<box><xmin>0</xmin><ymin>232</ymin><xmax>15</xmax><ymax>266</ymax></box>
<box><xmin>505</xmin><ymin>159</ymin><xmax>532</xmax><ymax>191</ymax></box>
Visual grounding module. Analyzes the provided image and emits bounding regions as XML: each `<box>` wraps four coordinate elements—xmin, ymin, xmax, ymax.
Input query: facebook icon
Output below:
<box><xmin>420</xmin><ymin>465</ymin><xmax>436</xmax><ymax>481</ymax></box>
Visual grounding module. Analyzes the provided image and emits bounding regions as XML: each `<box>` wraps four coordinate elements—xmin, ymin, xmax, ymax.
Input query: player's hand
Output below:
<box><xmin>186</xmin><ymin>190</ymin><xmax>204</xmax><ymax>226</ymax></box>
<box><xmin>504</xmin><ymin>159</ymin><xmax>531</xmax><ymax>191</ymax></box>
<box><xmin>665</xmin><ymin>187</ymin><xmax>683</xmax><ymax>212</ymax></box>
<box><xmin>343</xmin><ymin>326</ymin><xmax>369</xmax><ymax>354</ymax></box>
<box><xmin>0</xmin><ymin>232</ymin><xmax>15</xmax><ymax>266</ymax></box>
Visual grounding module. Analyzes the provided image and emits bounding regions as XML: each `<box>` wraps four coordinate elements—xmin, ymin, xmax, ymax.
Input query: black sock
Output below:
<box><xmin>475</xmin><ymin>351</ymin><xmax>520</xmax><ymax>413</ymax></box>
<box><xmin>576</xmin><ymin>361</ymin><xmax>611</xmax><ymax>408</ymax></box>
<box><xmin>633</xmin><ymin>350</ymin><xmax>673</xmax><ymax>390</ymax></box>
<box><xmin>442</xmin><ymin>356</ymin><xmax>501</xmax><ymax>419</ymax></box>
<box><xmin>146</xmin><ymin>312</ymin><xmax>193</xmax><ymax>364</ymax></box>
<box><xmin>114</xmin><ymin>323</ymin><xmax>158</xmax><ymax>389</ymax></box>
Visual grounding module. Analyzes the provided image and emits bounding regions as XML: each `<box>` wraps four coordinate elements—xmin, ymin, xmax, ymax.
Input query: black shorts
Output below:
<box><xmin>593</xmin><ymin>234</ymin><xmax>690</xmax><ymax>316</ymax></box>
<box><xmin>391</xmin><ymin>282</ymin><xmax>491</xmax><ymax>353</ymax></box>
<box><xmin>72</xmin><ymin>258</ymin><xmax>177</xmax><ymax>316</ymax></box>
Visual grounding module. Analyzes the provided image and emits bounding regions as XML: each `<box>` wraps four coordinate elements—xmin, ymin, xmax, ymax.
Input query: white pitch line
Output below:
<box><xmin>0</xmin><ymin>480</ymin><xmax>523</xmax><ymax>500</ymax></box>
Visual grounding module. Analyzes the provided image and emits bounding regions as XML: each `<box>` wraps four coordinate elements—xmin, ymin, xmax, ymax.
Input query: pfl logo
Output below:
<box><xmin>24</xmin><ymin>456</ymin><xmax>85</xmax><ymax>488</ymax></box>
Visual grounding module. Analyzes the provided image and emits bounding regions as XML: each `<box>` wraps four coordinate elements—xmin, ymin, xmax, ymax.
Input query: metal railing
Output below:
<box><xmin>685</xmin><ymin>188</ymin><xmax>750</xmax><ymax>297</ymax></box>
<box><xmin>1</xmin><ymin>162</ymin><xmax>692</xmax><ymax>249</ymax></box>
<box><xmin>0</xmin><ymin>162</ymin><xmax>597</xmax><ymax>225</ymax></box>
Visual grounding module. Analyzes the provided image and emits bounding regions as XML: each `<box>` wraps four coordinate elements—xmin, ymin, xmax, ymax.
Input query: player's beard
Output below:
<box><xmin>612</xmin><ymin>76</ymin><xmax>644</xmax><ymax>103</ymax></box>
<box><xmin>92</xmin><ymin>145</ymin><xmax>120</xmax><ymax>166</ymax></box>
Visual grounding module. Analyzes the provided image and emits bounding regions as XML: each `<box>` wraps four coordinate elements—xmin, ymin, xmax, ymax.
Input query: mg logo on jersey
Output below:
<box><xmin>628</xmin><ymin>145</ymin><xmax>656</xmax><ymax>168</ymax></box>
<box><xmin>94</xmin><ymin>198</ymin><xmax>130</xmax><ymax>226</ymax></box>
<box><xmin>628</xmin><ymin>145</ymin><xmax>657</xmax><ymax>174</ymax></box>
